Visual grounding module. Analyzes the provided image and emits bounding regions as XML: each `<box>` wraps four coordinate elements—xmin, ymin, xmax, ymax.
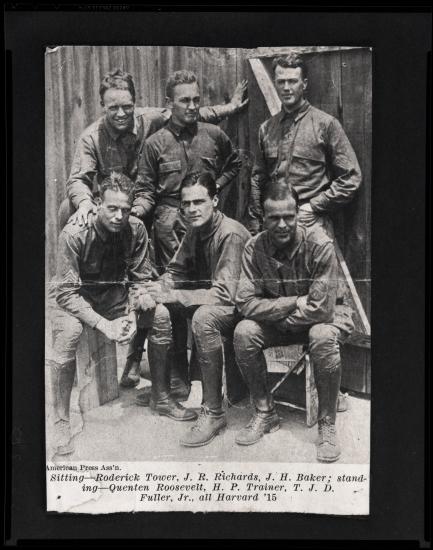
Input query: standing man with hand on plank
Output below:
<box><xmin>247</xmin><ymin>52</ymin><xmax>362</xmax><ymax>238</ymax></box>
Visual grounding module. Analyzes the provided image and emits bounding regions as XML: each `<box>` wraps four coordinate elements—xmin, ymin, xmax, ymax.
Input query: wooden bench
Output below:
<box><xmin>266</xmin><ymin>345</ymin><xmax>319</xmax><ymax>427</ymax></box>
<box><xmin>76</xmin><ymin>326</ymin><xmax>119</xmax><ymax>412</ymax></box>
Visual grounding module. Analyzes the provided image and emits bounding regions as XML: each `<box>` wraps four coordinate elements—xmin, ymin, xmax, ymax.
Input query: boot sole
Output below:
<box><xmin>235</xmin><ymin>422</ymin><xmax>280</xmax><ymax>446</ymax></box>
<box><xmin>180</xmin><ymin>425</ymin><xmax>227</xmax><ymax>447</ymax></box>
<box><xmin>151</xmin><ymin>409</ymin><xmax>198</xmax><ymax>422</ymax></box>
<box><xmin>134</xmin><ymin>393</ymin><xmax>189</xmax><ymax>406</ymax></box>
<box><xmin>56</xmin><ymin>445</ymin><xmax>75</xmax><ymax>456</ymax></box>
<box><xmin>317</xmin><ymin>452</ymin><xmax>341</xmax><ymax>463</ymax></box>
<box><xmin>316</xmin><ymin>453</ymin><xmax>341</xmax><ymax>462</ymax></box>
<box><xmin>120</xmin><ymin>379</ymin><xmax>140</xmax><ymax>388</ymax></box>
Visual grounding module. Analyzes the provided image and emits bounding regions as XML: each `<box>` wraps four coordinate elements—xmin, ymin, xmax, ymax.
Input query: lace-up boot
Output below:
<box><xmin>180</xmin><ymin>406</ymin><xmax>227</xmax><ymax>447</ymax></box>
<box><xmin>317</xmin><ymin>416</ymin><xmax>341</xmax><ymax>462</ymax></box>
<box><xmin>235</xmin><ymin>408</ymin><xmax>280</xmax><ymax>446</ymax></box>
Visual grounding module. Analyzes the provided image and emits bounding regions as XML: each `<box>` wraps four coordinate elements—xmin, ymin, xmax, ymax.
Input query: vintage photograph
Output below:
<box><xmin>45</xmin><ymin>45</ymin><xmax>371</xmax><ymax>514</ymax></box>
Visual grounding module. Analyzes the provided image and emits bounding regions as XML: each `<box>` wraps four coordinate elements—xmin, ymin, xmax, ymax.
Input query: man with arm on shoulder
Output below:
<box><xmin>60</xmin><ymin>68</ymin><xmax>248</xmax><ymax>388</ymax></box>
<box><xmin>135</xmin><ymin>70</ymin><xmax>242</xmax><ymax>273</ymax></box>
<box><xmin>61</xmin><ymin>68</ymin><xmax>248</xmax><ymax>230</ymax></box>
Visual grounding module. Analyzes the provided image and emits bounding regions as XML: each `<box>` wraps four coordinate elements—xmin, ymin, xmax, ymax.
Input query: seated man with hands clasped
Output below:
<box><xmin>48</xmin><ymin>172</ymin><xmax>197</xmax><ymax>456</ymax></box>
<box><xmin>140</xmin><ymin>171</ymin><xmax>251</xmax><ymax>447</ymax></box>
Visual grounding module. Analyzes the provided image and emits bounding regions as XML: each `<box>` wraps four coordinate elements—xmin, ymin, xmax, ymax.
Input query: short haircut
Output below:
<box><xmin>180</xmin><ymin>171</ymin><xmax>217</xmax><ymax>199</ymax></box>
<box><xmin>99</xmin><ymin>69</ymin><xmax>136</xmax><ymax>103</ymax></box>
<box><xmin>165</xmin><ymin>70</ymin><xmax>199</xmax><ymax>100</ymax></box>
<box><xmin>100</xmin><ymin>172</ymin><xmax>135</xmax><ymax>204</ymax></box>
<box><xmin>263</xmin><ymin>181</ymin><xmax>299</xmax><ymax>209</ymax></box>
<box><xmin>272</xmin><ymin>52</ymin><xmax>308</xmax><ymax>80</ymax></box>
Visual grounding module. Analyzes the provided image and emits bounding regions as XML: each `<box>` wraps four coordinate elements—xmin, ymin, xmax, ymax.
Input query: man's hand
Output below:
<box><xmin>131</xmin><ymin>205</ymin><xmax>145</xmax><ymax>219</ymax></box>
<box><xmin>136</xmin><ymin>292</ymin><xmax>156</xmax><ymax>312</ymax></box>
<box><xmin>143</xmin><ymin>281</ymin><xmax>178</xmax><ymax>304</ymax></box>
<box><xmin>119</xmin><ymin>314</ymin><xmax>137</xmax><ymax>344</ymax></box>
<box><xmin>229</xmin><ymin>79</ymin><xmax>249</xmax><ymax>112</ymax></box>
<box><xmin>298</xmin><ymin>203</ymin><xmax>318</xmax><ymax>227</ymax></box>
<box><xmin>96</xmin><ymin>316</ymin><xmax>136</xmax><ymax>344</ymax></box>
<box><xmin>247</xmin><ymin>220</ymin><xmax>261</xmax><ymax>236</ymax></box>
<box><xmin>68</xmin><ymin>200</ymin><xmax>97</xmax><ymax>227</ymax></box>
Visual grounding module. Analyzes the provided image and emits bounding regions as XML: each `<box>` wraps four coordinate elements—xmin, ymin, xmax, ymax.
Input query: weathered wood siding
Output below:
<box><xmin>45</xmin><ymin>46</ymin><xmax>249</xmax><ymax>277</ymax></box>
<box><xmin>45</xmin><ymin>45</ymin><xmax>371</xmax><ymax>325</ymax></box>
<box><xmin>248</xmin><ymin>47</ymin><xmax>371</xmax><ymax>321</ymax></box>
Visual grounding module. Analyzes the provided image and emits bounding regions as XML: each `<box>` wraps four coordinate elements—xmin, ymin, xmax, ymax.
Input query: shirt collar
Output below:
<box><xmin>103</xmin><ymin>114</ymin><xmax>138</xmax><ymax>141</ymax></box>
<box><xmin>197</xmin><ymin>210</ymin><xmax>223</xmax><ymax>242</ymax></box>
<box><xmin>93</xmin><ymin>215</ymin><xmax>125</xmax><ymax>243</ymax></box>
<box><xmin>167</xmin><ymin>117</ymin><xmax>198</xmax><ymax>138</ymax></box>
<box><xmin>266</xmin><ymin>225</ymin><xmax>304</xmax><ymax>263</ymax></box>
<box><xmin>278</xmin><ymin>99</ymin><xmax>310</xmax><ymax>124</ymax></box>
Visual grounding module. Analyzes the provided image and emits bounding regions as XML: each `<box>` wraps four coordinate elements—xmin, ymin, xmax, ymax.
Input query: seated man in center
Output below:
<box><xmin>142</xmin><ymin>171</ymin><xmax>251</xmax><ymax>447</ymax></box>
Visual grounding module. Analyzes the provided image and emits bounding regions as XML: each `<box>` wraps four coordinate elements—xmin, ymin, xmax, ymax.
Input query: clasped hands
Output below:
<box><xmin>141</xmin><ymin>281</ymin><xmax>178</xmax><ymax>304</ymax></box>
<box><xmin>96</xmin><ymin>314</ymin><xmax>137</xmax><ymax>344</ymax></box>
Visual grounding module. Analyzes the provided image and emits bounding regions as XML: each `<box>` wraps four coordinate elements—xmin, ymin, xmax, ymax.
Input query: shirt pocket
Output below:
<box><xmin>159</xmin><ymin>160</ymin><xmax>182</xmax><ymax>174</ymax></box>
<box><xmin>292</xmin><ymin>143</ymin><xmax>325</xmax><ymax>164</ymax></box>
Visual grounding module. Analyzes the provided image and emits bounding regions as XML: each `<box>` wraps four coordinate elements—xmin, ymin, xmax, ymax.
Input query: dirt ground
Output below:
<box><xmin>46</xmin><ymin>353</ymin><xmax>370</xmax><ymax>465</ymax></box>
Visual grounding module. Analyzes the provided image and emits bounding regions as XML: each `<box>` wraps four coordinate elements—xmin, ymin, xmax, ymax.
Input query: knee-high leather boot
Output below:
<box><xmin>168</xmin><ymin>317</ymin><xmax>190</xmax><ymax>397</ymax></box>
<box><xmin>199</xmin><ymin>346</ymin><xmax>224</xmax><ymax>414</ymax></box>
<box><xmin>234</xmin><ymin>354</ymin><xmax>279</xmax><ymax>446</ymax></box>
<box><xmin>50</xmin><ymin>359</ymin><xmax>76</xmax><ymax>455</ymax></box>
<box><xmin>147</xmin><ymin>342</ymin><xmax>197</xmax><ymax>422</ymax></box>
<box><xmin>180</xmin><ymin>346</ymin><xmax>227</xmax><ymax>447</ymax></box>
<box><xmin>315</xmin><ymin>362</ymin><xmax>342</xmax><ymax>462</ymax></box>
<box><xmin>120</xmin><ymin>327</ymin><xmax>148</xmax><ymax>388</ymax></box>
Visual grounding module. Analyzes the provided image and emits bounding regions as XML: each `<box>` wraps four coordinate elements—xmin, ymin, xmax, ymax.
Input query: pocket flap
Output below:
<box><xmin>159</xmin><ymin>160</ymin><xmax>182</xmax><ymax>173</ymax></box>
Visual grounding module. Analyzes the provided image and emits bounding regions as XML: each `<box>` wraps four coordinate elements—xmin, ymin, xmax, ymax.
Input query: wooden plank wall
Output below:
<box><xmin>249</xmin><ymin>48</ymin><xmax>371</xmax><ymax>322</ymax></box>
<box><xmin>46</xmin><ymin>46</ymin><xmax>370</xmax><ymax>326</ymax></box>
<box><xmin>45</xmin><ymin>46</ymin><xmax>249</xmax><ymax>278</ymax></box>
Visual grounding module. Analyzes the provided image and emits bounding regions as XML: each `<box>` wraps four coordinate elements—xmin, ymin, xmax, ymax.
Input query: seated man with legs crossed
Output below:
<box><xmin>48</xmin><ymin>172</ymin><xmax>196</xmax><ymax>455</ymax></box>
<box><xmin>233</xmin><ymin>182</ymin><xmax>354</xmax><ymax>462</ymax></box>
<box><xmin>142</xmin><ymin>171</ymin><xmax>251</xmax><ymax>447</ymax></box>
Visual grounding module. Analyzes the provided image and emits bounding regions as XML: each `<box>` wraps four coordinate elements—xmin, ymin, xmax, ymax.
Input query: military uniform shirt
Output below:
<box><xmin>52</xmin><ymin>216</ymin><xmax>152</xmax><ymax>328</ymax></box>
<box><xmin>161</xmin><ymin>211</ymin><xmax>251</xmax><ymax>307</ymax></box>
<box><xmin>135</xmin><ymin>120</ymin><xmax>241</xmax><ymax>216</ymax></box>
<box><xmin>249</xmin><ymin>100</ymin><xmax>362</xmax><ymax>223</ymax></box>
<box><xmin>236</xmin><ymin>225</ymin><xmax>353</xmax><ymax>333</ymax></box>
<box><xmin>67</xmin><ymin>106</ymin><xmax>228</xmax><ymax>209</ymax></box>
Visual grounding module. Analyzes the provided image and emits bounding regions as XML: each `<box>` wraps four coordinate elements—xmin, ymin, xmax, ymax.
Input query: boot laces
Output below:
<box><xmin>246</xmin><ymin>410</ymin><xmax>273</xmax><ymax>431</ymax></box>
<box><xmin>320</xmin><ymin>422</ymin><xmax>336</xmax><ymax>445</ymax></box>
<box><xmin>192</xmin><ymin>407</ymin><xmax>210</xmax><ymax>432</ymax></box>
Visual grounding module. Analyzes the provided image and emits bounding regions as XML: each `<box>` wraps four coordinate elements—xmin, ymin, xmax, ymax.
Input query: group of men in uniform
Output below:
<box><xmin>48</xmin><ymin>51</ymin><xmax>362</xmax><ymax>463</ymax></box>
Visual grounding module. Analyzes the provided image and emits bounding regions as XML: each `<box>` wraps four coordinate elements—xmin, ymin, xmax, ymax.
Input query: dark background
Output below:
<box><xmin>5</xmin><ymin>8</ymin><xmax>430</xmax><ymax>544</ymax></box>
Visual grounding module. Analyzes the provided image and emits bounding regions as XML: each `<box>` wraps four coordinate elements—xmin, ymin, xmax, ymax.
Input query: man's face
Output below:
<box><xmin>168</xmin><ymin>82</ymin><xmax>201</xmax><ymax>127</ymax></box>
<box><xmin>98</xmin><ymin>189</ymin><xmax>132</xmax><ymax>233</ymax></box>
<box><xmin>274</xmin><ymin>66</ymin><xmax>307</xmax><ymax>111</ymax></box>
<box><xmin>180</xmin><ymin>183</ymin><xmax>217</xmax><ymax>229</ymax></box>
<box><xmin>264</xmin><ymin>197</ymin><xmax>298</xmax><ymax>248</ymax></box>
<box><xmin>101</xmin><ymin>88</ymin><xmax>135</xmax><ymax>133</ymax></box>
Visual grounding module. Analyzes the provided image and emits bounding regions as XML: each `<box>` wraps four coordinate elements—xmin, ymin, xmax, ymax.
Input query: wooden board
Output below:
<box><xmin>248</xmin><ymin>58</ymin><xmax>281</xmax><ymax>116</ymax></box>
<box><xmin>249</xmin><ymin>55</ymin><xmax>371</xmax><ymax>349</ymax></box>
<box><xmin>76</xmin><ymin>326</ymin><xmax>119</xmax><ymax>412</ymax></box>
<box><xmin>269</xmin><ymin>349</ymin><xmax>318</xmax><ymax>427</ymax></box>
<box><xmin>245</xmin><ymin>46</ymin><xmax>365</xmax><ymax>59</ymax></box>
